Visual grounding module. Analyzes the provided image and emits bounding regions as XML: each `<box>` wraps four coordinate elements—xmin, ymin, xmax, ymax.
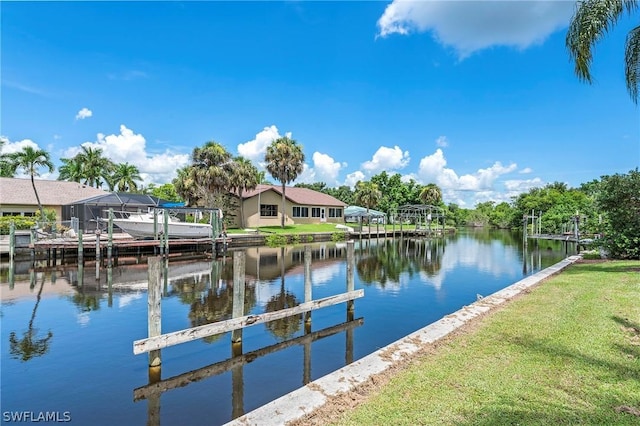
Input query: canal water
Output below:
<box><xmin>1</xmin><ymin>229</ymin><xmax>574</xmax><ymax>425</ymax></box>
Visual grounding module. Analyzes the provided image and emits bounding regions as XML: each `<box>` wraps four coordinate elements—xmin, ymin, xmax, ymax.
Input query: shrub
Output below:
<box><xmin>265</xmin><ymin>234</ymin><xmax>288</xmax><ymax>247</ymax></box>
<box><xmin>0</xmin><ymin>216</ymin><xmax>37</xmax><ymax>234</ymax></box>
<box><xmin>331</xmin><ymin>232</ymin><xmax>347</xmax><ymax>242</ymax></box>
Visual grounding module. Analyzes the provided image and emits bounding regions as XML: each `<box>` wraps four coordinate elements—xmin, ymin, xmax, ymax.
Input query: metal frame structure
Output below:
<box><xmin>393</xmin><ymin>204</ymin><xmax>446</xmax><ymax>234</ymax></box>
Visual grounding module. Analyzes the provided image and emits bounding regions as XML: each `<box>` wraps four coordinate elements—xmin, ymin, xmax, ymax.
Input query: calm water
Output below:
<box><xmin>1</xmin><ymin>229</ymin><xmax>574</xmax><ymax>425</ymax></box>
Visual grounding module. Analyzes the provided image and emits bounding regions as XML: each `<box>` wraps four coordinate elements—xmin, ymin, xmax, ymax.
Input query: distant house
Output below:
<box><xmin>0</xmin><ymin>177</ymin><xmax>108</xmax><ymax>219</ymax></box>
<box><xmin>236</xmin><ymin>184</ymin><xmax>347</xmax><ymax>228</ymax></box>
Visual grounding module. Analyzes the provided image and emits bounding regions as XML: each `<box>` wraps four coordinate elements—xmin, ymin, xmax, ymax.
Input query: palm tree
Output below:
<box><xmin>7</xmin><ymin>146</ymin><xmax>54</xmax><ymax>219</ymax></box>
<box><xmin>228</xmin><ymin>156</ymin><xmax>259</xmax><ymax>229</ymax></box>
<box><xmin>192</xmin><ymin>141</ymin><xmax>233</xmax><ymax>207</ymax></box>
<box><xmin>75</xmin><ymin>146</ymin><xmax>115</xmax><ymax>188</ymax></box>
<box><xmin>0</xmin><ymin>139</ymin><xmax>16</xmax><ymax>177</ymax></box>
<box><xmin>419</xmin><ymin>183</ymin><xmax>442</xmax><ymax>206</ymax></box>
<box><xmin>57</xmin><ymin>156</ymin><xmax>84</xmax><ymax>183</ymax></box>
<box><xmin>264</xmin><ymin>137</ymin><xmax>305</xmax><ymax>228</ymax></box>
<box><xmin>174</xmin><ymin>142</ymin><xmax>233</xmax><ymax>209</ymax></box>
<box><xmin>174</xmin><ymin>166</ymin><xmax>199</xmax><ymax>206</ymax></box>
<box><xmin>566</xmin><ymin>0</ymin><xmax>640</xmax><ymax>103</ymax></box>
<box><xmin>354</xmin><ymin>180</ymin><xmax>382</xmax><ymax>222</ymax></box>
<box><xmin>112</xmin><ymin>162</ymin><xmax>142</xmax><ymax>192</ymax></box>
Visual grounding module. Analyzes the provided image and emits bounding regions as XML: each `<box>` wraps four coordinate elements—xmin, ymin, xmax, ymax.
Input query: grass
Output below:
<box><xmin>225</xmin><ymin>223</ymin><xmax>455</xmax><ymax>235</ymax></box>
<box><xmin>227</xmin><ymin>223</ymin><xmax>343</xmax><ymax>234</ymax></box>
<box><xmin>332</xmin><ymin>260</ymin><xmax>640</xmax><ymax>425</ymax></box>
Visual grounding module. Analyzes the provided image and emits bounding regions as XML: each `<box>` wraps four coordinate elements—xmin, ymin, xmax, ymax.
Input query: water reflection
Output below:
<box><xmin>356</xmin><ymin>238</ymin><xmax>445</xmax><ymax>286</ymax></box>
<box><xmin>8</xmin><ymin>277</ymin><xmax>53</xmax><ymax>362</ymax></box>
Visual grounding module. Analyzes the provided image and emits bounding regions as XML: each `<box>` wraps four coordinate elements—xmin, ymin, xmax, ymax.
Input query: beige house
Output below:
<box><xmin>236</xmin><ymin>184</ymin><xmax>347</xmax><ymax>228</ymax></box>
<box><xmin>0</xmin><ymin>177</ymin><xmax>108</xmax><ymax>219</ymax></box>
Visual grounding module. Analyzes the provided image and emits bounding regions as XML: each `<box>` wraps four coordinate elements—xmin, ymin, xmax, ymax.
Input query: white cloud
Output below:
<box><xmin>377</xmin><ymin>1</ymin><xmax>575</xmax><ymax>58</ymax></box>
<box><xmin>417</xmin><ymin>148</ymin><xmax>516</xmax><ymax>192</ymax></box>
<box><xmin>362</xmin><ymin>145</ymin><xmax>410</xmax><ymax>173</ymax></box>
<box><xmin>295</xmin><ymin>163</ymin><xmax>316</xmax><ymax>184</ymax></box>
<box><xmin>0</xmin><ymin>137</ymin><xmax>55</xmax><ymax>179</ymax></box>
<box><xmin>310</xmin><ymin>152</ymin><xmax>345</xmax><ymax>186</ymax></box>
<box><xmin>237</xmin><ymin>125</ymin><xmax>292</xmax><ymax>166</ymax></box>
<box><xmin>0</xmin><ymin>136</ymin><xmax>39</xmax><ymax>154</ymax></box>
<box><xmin>75</xmin><ymin>107</ymin><xmax>93</xmax><ymax>120</ymax></box>
<box><xmin>345</xmin><ymin>170</ymin><xmax>365</xmax><ymax>188</ymax></box>
<box><xmin>519</xmin><ymin>167</ymin><xmax>533</xmax><ymax>174</ymax></box>
<box><xmin>68</xmin><ymin>125</ymin><xmax>190</xmax><ymax>186</ymax></box>
<box><xmin>504</xmin><ymin>177</ymin><xmax>544</xmax><ymax>193</ymax></box>
<box><xmin>435</xmin><ymin>136</ymin><xmax>448</xmax><ymax>147</ymax></box>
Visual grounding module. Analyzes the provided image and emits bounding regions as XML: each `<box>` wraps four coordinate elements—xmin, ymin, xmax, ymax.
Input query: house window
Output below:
<box><xmin>292</xmin><ymin>206</ymin><xmax>309</xmax><ymax>218</ymax></box>
<box><xmin>260</xmin><ymin>204</ymin><xmax>277</xmax><ymax>217</ymax></box>
<box><xmin>311</xmin><ymin>207</ymin><xmax>321</xmax><ymax>218</ymax></box>
<box><xmin>329</xmin><ymin>208</ymin><xmax>342</xmax><ymax>218</ymax></box>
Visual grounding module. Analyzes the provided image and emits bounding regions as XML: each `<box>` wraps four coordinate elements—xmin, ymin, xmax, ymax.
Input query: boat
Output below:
<box><xmin>111</xmin><ymin>211</ymin><xmax>213</xmax><ymax>239</ymax></box>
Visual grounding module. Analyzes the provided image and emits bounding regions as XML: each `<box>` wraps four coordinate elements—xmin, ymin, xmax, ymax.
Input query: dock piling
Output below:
<box><xmin>232</xmin><ymin>251</ymin><xmax>246</xmax><ymax>344</ymax></box>
<box><xmin>304</xmin><ymin>245</ymin><xmax>312</xmax><ymax>328</ymax></box>
<box><xmin>346</xmin><ymin>240</ymin><xmax>355</xmax><ymax>314</ymax></box>
<box><xmin>148</xmin><ymin>256</ymin><xmax>162</xmax><ymax>367</ymax></box>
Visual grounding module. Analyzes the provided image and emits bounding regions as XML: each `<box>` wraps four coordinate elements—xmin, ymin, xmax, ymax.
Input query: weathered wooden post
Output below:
<box><xmin>78</xmin><ymin>229</ymin><xmax>84</xmax><ymax>266</ymax></box>
<box><xmin>304</xmin><ymin>245</ymin><xmax>312</xmax><ymax>330</ymax></box>
<box><xmin>9</xmin><ymin>221</ymin><xmax>15</xmax><ymax>261</ymax></box>
<box><xmin>163</xmin><ymin>257</ymin><xmax>169</xmax><ymax>297</ymax></box>
<box><xmin>30</xmin><ymin>227</ymin><xmax>36</xmax><ymax>264</ymax></box>
<box><xmin>163</xmin><ymin>209</ymin><xmax>169</xmax><ymax>256</ymax></box>
<box><xmin>231</xmin><ymin>251</ymin><xmax>245</xmax><ymax>345</ymax></box>
<box><xmin>8</xmin><ymin>222</ymin><xmax>15</xmax><ymax>289</ymax></box>
<box><xmin>95</xmin><ymin>229</ymin><xmax>101</xmax><ymax>280</ymax></box>
<box><xmin>148</xmin><ymin>256</ymin><xmax>162</xmax><ymax>368</ymax></box>
<box><xmin>210</xmin><ymin>210</ymin><xmax>215</xmax><ymax>255</ymax></box>
<box><xmin>107</xmin><ymin>208</ymin><xmax>114</xmax><ymax>267</ymax></box>
<box><xmin>346</xmin><ymin>240</ymin><xmax>355</xmax><ymax>315</ymax></box>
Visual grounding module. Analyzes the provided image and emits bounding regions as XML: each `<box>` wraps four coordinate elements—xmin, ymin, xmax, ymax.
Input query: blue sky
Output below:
<box><xmin>1</xmin><ymin>1</ymin><xmax>638</xmax><ymax>207</ymax></box>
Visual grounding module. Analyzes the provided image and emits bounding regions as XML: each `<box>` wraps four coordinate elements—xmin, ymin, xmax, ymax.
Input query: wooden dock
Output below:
<box><xmin>528</xmin><ymin>233</ymin><xmax>579</xmax><ymax>242</ymax></box>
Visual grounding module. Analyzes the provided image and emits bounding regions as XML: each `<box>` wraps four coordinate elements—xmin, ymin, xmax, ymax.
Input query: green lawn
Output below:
<box><xmin>226</xmin><ymin>222</ymin><xmax>454</xmax><ymax>235</ymax></box>
<box><xmin>333</xmin><ymin>260</ymin><xmax>640</xmax><ymax>425</ymax></box>
<box><xmin>226</xmin><ymin>223</ymin><xmax>342</xmax><ymax>234</ymax></box>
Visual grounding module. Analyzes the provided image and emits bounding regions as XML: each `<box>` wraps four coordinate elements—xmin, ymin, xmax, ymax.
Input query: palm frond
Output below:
<box><xmin>566</xmin><ymin>0</ymin><xmax>629</xmax><ymax>83</ymax></box>
<box><xmin>625</xmin><ymin>24</ymin><xmax>640</xmax><ymax>103</ymax></box>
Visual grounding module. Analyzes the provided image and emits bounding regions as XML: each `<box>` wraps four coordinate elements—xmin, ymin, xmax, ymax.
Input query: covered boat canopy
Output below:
<box><xmin>344</xmin><ymin>205</ymin><xmax>387</xmax><ymax>223</ymax></box>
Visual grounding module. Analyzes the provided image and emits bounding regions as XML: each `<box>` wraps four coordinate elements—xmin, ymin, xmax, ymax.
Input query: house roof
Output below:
<box><xmin>242</xmin><ymin>184</ymin><xmax>347</xmax><ymax>207</ymax></box>
<box><xmin>75</xmin><ymin>192</ymin><xmax>164</xmax><ymax>207</ymax></box>
<box><xmin>0</xmin><ymin>178</ymin><xmax>108</xmax><ymax>206</ymax></box>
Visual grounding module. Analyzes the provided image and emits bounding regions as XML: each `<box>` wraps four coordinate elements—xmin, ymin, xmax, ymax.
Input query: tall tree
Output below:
<box><xmin>112</xmin><ymin>162</ymin><xmax>142</xmax><ymax>192</ymax></box>
<box><xmin>264</xmin><ymin>137</ymin><xmax>305</xmax><ymax>228</ymax></box>
<box><xmin>228</xmin><ymin>156</ymin><xmax>259</xmax><ymax>229</ymax></box>
<box><xmin>145</xmin><ymin>183</ymin><xmax>183</xmax><ymax>202</ymax></box>
<box><xmin>74</xmin><ymin>146</ymin><xmax>115</xmax><ymax>188</ymax></box>
<box><xmin>597</xmin><ymin>169</ymin><xmax>640</xmax><ymax>258</ymax></box>
<box><xmin>419</xmin><ymin>183</ymin><xmax>442</xmax><ymax>206</ymax></box>
<box><xmin>7</xmin><ymin>146</ymin><xmax>54</xmax><ymax>219</ymax></box>
<box><xmin>57</xmin><ymin>156</ymin><xmax>84</xmax><ymax>183</ymax></box>
<box><xmin>354</xmin><ymin>181</ymin><xmax>382</xmax><ymax>214</ymax></box>
<box><xmin>566</xmin><ymin>0</ymin><xmax>640</xmax><ymax>103</ymax></box>
<box><xmin>175</xmin><ymin>141</ymin><xmax>233</xmax><ymax>210</ymax></box>
<box><xmin>0</xmin><ymin>139</ymin><xmax>17</xmax><ymax>177</ymax></box>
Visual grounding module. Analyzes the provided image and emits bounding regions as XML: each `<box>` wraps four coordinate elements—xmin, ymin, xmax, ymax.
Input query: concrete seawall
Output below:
<box><xmin>225</xmin><ymin>255</ymin><xmax>582</xmax><ymax>426</ymax></box>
